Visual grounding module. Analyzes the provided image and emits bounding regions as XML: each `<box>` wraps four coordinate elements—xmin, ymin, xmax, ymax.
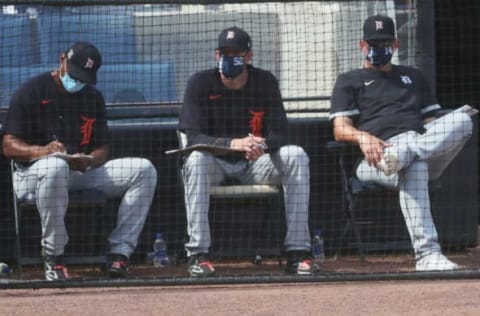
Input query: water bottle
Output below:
<box><xmin>0</xmin><ymin>262</ymin><xmax>10</xmax><ymax>276</ymax></box>
<box><xmin>312</xmin><ymin>229</ymin><xmax>325</xmax><ymax>269</ymax></box>
<box><xmin>152</xmin><ymin>232</ymin><xmax>169</xmax><ymax>268</ymax></box>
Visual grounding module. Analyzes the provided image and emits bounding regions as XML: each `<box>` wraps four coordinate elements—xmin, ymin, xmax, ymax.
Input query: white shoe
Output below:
<box><xmin>416</xmin><ymin>253</ymin><xmax>460</xmax><ymax>272</ymax></box>
<box><xmin>376</xmin><ymin>153</ymin><xmax>401</xmax><ymax>176</ymax></box>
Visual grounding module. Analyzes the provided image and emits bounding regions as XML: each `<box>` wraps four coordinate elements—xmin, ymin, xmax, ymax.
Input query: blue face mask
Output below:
<box><xmin>218</xmin><ymin>55</ymin><xmax>244</xmax><ymax>78</ymax></box>
<box><xmin>366</xmin><ymin>45</ymin><xmax>393</xmax><ymax>66</ymax></box>
<box><xmin>60</xmin><ymin>72</ymin><xmax>87</xmax><ymax>93</ymax></box>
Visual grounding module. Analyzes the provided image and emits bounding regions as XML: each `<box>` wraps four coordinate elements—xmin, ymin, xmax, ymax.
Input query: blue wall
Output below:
<box><xmin>0</xmin><ymin>12</ymin><xmax>177</xmax><ymax>107</ymax></box>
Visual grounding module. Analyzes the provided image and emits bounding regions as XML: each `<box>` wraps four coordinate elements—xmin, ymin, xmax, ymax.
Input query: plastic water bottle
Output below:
<box><xmin>0</xmin><ymin>262</ymin><xmax>10</xmax><ymax>276</ymax></box>
<box><xmin>152</xmin><ymin>232</ymin><xmax>169</xmax><ymax>268</ymax></box>
<box><xmin>312</xmin><ymin>229</ymin><xmax>325</xmax><ymax>269</ymax></box>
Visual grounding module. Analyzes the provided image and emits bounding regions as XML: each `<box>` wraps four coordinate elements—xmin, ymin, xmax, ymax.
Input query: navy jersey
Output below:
<box><xmin>178</xmin><ymin>66</ymin><xmax>288</xmax><ymax>152</ymax></box>
<box><xmin>329</xmin><ymin>65</ymin><xmax>440</xmax><ymax>140</ymax></box>
<box><xmin>3</xmin><ymin>72</ymin><xmax>108</xmax><ymax>154</ymax></box>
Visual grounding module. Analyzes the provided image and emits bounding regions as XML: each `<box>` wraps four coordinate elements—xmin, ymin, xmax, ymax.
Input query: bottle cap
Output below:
<box><xmin>156</xmin><ymin>232</ymin><xmax>162</xmax><ymax>239</ymax></box>
<box><xmin>315</xmin><ymin>229</ymin><xmax>322</xmax><ymax>236</ymax></box>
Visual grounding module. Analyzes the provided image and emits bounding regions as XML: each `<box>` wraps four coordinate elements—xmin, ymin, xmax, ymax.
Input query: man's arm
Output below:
<box><xmin>180</xmin><ymin>71</ymin><xmax>265</xmax><ymax>159</ymax></box>
<box><xmin>2</xmin><ymin>134</ymin><xmax>66</xmax><ymax>162</ymax></box>
<box><xmin>333</xmin><ymin>116</ymin><xmax>390</xmax><ymax>167</ymax></box>
<box><xmin>88</xmin><ymin>145</ymin><xmax>108</xmax><ymax>168</ymax></box>
<box><xmin>179</xmin><ymin>73</ymin><xmax>233</xmax><ymax>147</ymax></box>
<box><xmin>231</xmin><ymin>73</ymin><xmax>286</xmax><ymax>160</ymax></box>
<box><xmin>255</xmin><ymin>72</ymin><xmax>287</xmax><ymax>152</ymax></box>
<box><xmin>2</xmin><ymin>133</ymin><xmax>108</xmax><ymax>171</ymax></box>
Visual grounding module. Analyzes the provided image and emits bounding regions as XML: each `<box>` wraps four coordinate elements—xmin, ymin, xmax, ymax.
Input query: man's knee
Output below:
<box><xmin>278</xmin><ymin>145</ymin><xmax>310</xmax><ymax>166</ymax></box>
<box><xmin>116</xmin><ymin>157</ymin><xmax>158</xmax><ymax>190</ymax></box>
<box><xmin>184</xmin><ymin>151</ymin><xmax>215</xmax><ymax>171</ymax></box>
<box><xmin>447</xmin><ymin>112</ymin><xmax>473</xmax><ymax>138</ymax></box>
<box><xmin>42</xmin><ymin>157</ymin><xmax>70</xmax><ymax>179</ymax></box>
<box><xmin>137</xmin><ymin>158</ymin><xmax>157</xmax><ymax>185</ymax></box>
<box><xmin>404</xmin><ymin>160</ymin><xmax>428</xmax><ymax>174</ymax></box>
<box><xmin>457</xmin><ymin>112</ymin><xmax>473</xmax><ymax>136</ymax></box>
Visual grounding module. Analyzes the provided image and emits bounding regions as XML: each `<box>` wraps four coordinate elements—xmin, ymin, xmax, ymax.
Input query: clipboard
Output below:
<box><xmin>165</xmin><ymin>144</ymin><xmax>244</xmax><ymax>156</ymax></box>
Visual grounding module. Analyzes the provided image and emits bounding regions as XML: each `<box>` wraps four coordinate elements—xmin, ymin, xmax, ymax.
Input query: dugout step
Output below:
<box><xmin>17</xmin><ymin>255</ymin><xmax>107</xmax><ymax>266</ymax></box>
<box><xmin>344</xmin><ymin>240</ymin><xmax>412</xmax><ymax>253</ymax></box>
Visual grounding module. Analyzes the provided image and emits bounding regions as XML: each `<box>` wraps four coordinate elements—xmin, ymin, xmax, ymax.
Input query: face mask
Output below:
<box><xmin>218</xmin><ymin>55</ymin><xmax>244</xmax><ymax>79</ymax></box>
<box><xmin>60</xmin><ymin>72</ymin><xmax>87</xmax><ymax>93</ymax></box>
<box><xmin>366</xmin><ymin>45</ymin><xmax>393</xmax><ymax>66</ymax></box>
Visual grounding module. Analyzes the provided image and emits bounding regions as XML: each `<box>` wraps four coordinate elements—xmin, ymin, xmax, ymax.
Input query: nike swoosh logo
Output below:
<box><xmin>209</xmin><ymin>94</ymin><xmax>222</xmax><ymax>100</ymax></box>
<box><xmin>41</xmin><ymin>99</ymin><xmax>53</xmax><ymax>105</ymax></box>
<box><xmin>364</xmin><ymin>80</ymin><xmax>375</xmax><ymax>86</ymax></box>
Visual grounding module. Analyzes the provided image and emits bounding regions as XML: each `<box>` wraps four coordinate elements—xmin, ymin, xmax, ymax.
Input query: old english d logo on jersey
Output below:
<box><xmin>79</xmin><ymin>115</ymin><xmax>96</xmax><ymax>146</ymax></box>
<box><xmin>401</xmin><ymin>75</ymin><xmax>413</xmax><ymax>84</ymax></box>
<box><xmin>249</xmin><ymin>111</ymin><xmax>265</xmax><ymax>136</ymax></box>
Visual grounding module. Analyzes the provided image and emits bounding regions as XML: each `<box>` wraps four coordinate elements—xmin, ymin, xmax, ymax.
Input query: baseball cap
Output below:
<box><xmin>363</xmin><ymin>15</ymin><xmax>396</xmax><ymax>41</ymax></box>
<box><xmin>217</xmin><ymin>26</ymin><xmax>252</xmax><ymax>52</ymax></box>
<box><xmin>65</xmin><ymin>41</ymin><xmax>102</xmax><ymax>84</ymax></box>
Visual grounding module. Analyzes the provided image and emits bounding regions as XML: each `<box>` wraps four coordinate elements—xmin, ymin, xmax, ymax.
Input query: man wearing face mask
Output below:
<box><xmin>178</xmin><ymin>26</ymin><xmax>312</xmax><ymax>277</ymax></box>
<box><xmin>330</xmin><ymin>15</ymin><xmax>474</xmax><ymax>271</ymax></box>
<box><xmin>2</xmin><ymin>42</ymin><xmax>157</xmax><ymax>280</ymax></box>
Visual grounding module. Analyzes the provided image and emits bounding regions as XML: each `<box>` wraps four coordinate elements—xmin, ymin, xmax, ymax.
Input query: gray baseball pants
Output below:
<box><xmin>356</xmin><ymin>111</ymin><xmax>473</xmax><ymax>259</ymax></box>
<box><xmin>13</xmin><ymin>157</ymin><xmax>157</xmax><ymax>258</ymax></box>
<box><xmin>182</xmin><ymin>145</ymin><xmax>311</xmax><ymax>257</ymax></box>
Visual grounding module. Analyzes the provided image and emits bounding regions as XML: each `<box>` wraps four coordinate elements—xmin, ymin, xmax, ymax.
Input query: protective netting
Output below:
<box><xmin>0</xmin><ymin>1</ymin><xmax>425</xmax><ymax>110</ymax></box>
<box><xmin>0</xmin><ymin>0</ymin><xmax>478</xmax><ymax>287</ymax></box>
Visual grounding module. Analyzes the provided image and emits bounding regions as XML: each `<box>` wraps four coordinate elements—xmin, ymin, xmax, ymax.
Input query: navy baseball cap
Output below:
<box><xmin>217</xmin><ymin>26</ymin><xmax>252</xmax><ymax>52</ymax></box>
<box><xmin>65</xmin><ymin>41</ymin><xmax>102</xmax><ymax>84</ymax></box>
<box><xmin>363</xmin><ymin>15</ymin><xmax>396</xmax><ymax>41</ymax></box>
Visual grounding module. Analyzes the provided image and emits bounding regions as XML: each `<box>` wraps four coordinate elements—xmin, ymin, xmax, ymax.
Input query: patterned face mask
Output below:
<box><xmin>218</xmin><ymin>55</ymin><xmax>244</xmax><ymax>78</ymax></box>
<box><xmin>366</xmin><ymin>45</ymin><xmax>394</xmax><ymax>66</ymax></box>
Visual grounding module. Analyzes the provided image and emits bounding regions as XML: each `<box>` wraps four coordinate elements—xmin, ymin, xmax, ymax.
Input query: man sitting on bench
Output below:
<box><xmin>329</xmin><ymin>15</ymin><xmax>474</xmax><ymax>271</ymax></box>
<box><xmin>2</xmin><ymin>42</ymin><xmax>157</xmax><ymax>280</ymax></box>
<box><xmin>178</xmin><ymin>27</ymin><xmax>312</xmax><ymax>277</ymax></box>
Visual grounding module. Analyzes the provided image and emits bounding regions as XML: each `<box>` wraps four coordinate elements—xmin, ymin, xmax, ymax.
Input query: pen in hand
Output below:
<box><xmin>248</xmin><ymin>133</ymin><xmax>267</xmax><ymax>150</ymax></box>
<box><xmin>50</xmin><ymin>134</ymin><xmax>67</xmax><ymax>153</ymax></box>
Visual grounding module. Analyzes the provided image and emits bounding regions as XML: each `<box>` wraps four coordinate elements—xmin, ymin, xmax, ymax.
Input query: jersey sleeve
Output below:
<box><xmin>82</xmin><ymin>89</ymin><xmax>108</xmax><ymax>153</ymax></box>
<box><xmin>329</xmin><ymin>73</ymin><xmax>360</xmax><ymax>121</ymax></box>
<box><xmin>3</xmin><ymin>86</ymin><xmax>30</xmax><ymax>139</ymax></box>
<box><xmin>262</xmin><ymin>72</ymin><xmax>287</xmax><ymax>151</ymax></box>
<box><xmin>87</xmin><ymin>91</ymin><xmax>109</xmax><ymax>151</ymax></box>
<box><xmin>178</xmin><ymin>72</ymin><xmax>205</xmax><ymax>134</ymax></box>
<box><xmin>179</xmin><ymin>72</ymin><xmax>231</xmax><ymax>147</ymax></box>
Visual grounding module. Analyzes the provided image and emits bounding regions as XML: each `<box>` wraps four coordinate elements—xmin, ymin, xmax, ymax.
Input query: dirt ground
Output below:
<box><xmin>1</xmin><ymin>280</ymin><xmax>480</xmax><ymax>315</ymax></box>
<box><xmin>1</xmin><ymin>246</ymin><xmax>480</xmax><ymax>315</ymax></box>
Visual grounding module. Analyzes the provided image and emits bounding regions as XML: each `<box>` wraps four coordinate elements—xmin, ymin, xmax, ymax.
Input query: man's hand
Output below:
<box><xmin>230</xmin><ymin>134</ymin><xmax>268</xmax><ymax>160</ymax></box>
<box><xmin>66</xmin><ymin>154</ymin><xmax>92</xmax><ymax>172</ymax></box>
<box><xmin>44</xmin><ymin>140</ymin><xmax>67</xmax><ymax>155</ymax></box>
<box><xmin>357</xmin><ymin>132</ymin><xmax>391</xmax><ymax>166</ymax></box>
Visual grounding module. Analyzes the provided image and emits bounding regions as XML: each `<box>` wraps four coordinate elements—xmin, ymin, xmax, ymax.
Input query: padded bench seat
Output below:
<box><xmin>210</xmin><ymin>184</ymin><xmax>280</xmax><ymax>199</ymax></box>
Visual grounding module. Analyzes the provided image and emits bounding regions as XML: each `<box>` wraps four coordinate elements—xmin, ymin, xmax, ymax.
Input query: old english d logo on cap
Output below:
<box><xmin>217</xmin><ymin>26</ymin><xmax>251</xmax><ymax>51</ymax></box>
<box><xmin>84</xmin><ymin>58</ymin><xmax>95</xmax><ymax>69</ymax></box>
<box><xmin>363</xmin><ymin>15</ymin><xmax>395</xmax><ymax>41</ymax></box>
